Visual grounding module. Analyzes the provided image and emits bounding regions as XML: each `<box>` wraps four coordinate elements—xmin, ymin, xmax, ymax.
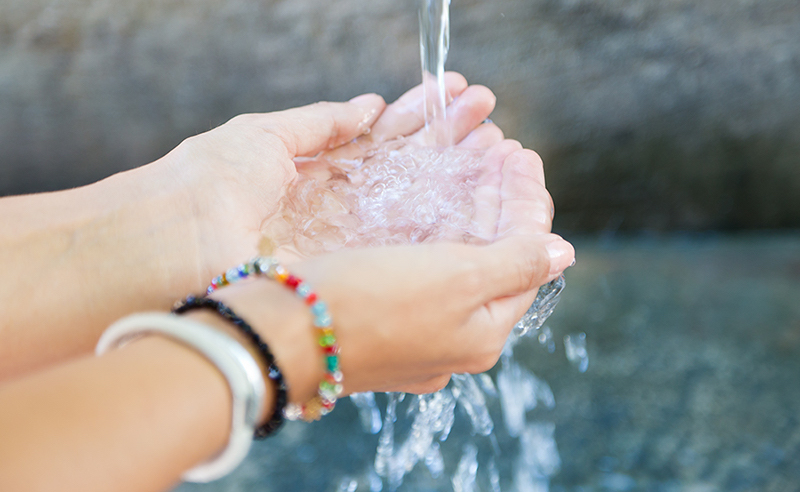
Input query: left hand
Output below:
<box><xmin>0</xmin><ymin>73</ymin><xmax>498</xmax><ymax>378</ymax></box>
<box><xmin>144</xmin><ymin>72</ymin><xmax>500</xmax><ymax>286</ymax></box>
<box><xmin>204</xmin><ymin>144</ymin><xmax>572</xmax><ymax>399</ymax></box>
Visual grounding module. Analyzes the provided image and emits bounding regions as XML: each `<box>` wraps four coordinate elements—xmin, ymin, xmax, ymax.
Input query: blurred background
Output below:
<box><xmin>2</xmin><ymin>0</ymin><xmax>798</xmax><ymax>490</ymax></box>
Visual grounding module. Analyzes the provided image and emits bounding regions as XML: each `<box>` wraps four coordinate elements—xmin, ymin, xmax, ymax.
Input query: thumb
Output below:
<box><xmin>475</xmin><ymin>234</ymin><xmax>575</xmax><ymax>301</ymax></box>
<box><xmin>233</xmin><ymin>94</ymin><xmax>386</xmax><ymax>158</ymax></box>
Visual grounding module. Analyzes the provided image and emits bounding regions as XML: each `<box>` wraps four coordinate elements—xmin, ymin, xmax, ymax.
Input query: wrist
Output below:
<box><xmin>180</xmin><ymin>309</ymin><xmax>278</xmax><ymax>427</ymax></box>
<box><xmin>97</xmin><ymin>313</ymin><xmax>266</xmax><ymax>482</ymax></box>
<box><xmin>0</xmin><ymin>166</ymin><xmax>205</xmax><ymax>378</ymax></box>
<box><xmin>207</xmin><ymin>280</ymin><xmax>323</xmax><ymax>406</ymax></box>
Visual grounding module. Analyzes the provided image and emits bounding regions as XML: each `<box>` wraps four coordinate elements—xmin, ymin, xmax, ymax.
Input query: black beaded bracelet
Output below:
<box><xmin>172</xmin><ymin>295</ymin><xmax>287</xmax><ymax>438</ymax></box>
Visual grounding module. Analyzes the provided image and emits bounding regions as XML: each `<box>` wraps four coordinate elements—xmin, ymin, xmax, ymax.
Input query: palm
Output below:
<box><xmin>261</xmin><ymin>73</ymin><xmax>513</xmax><ymax>262</ymax></box>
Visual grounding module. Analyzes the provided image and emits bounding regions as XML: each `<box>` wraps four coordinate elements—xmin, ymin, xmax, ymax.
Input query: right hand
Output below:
<box><xmin>207</xmin><ymin>147</ymin><xmax>574</xmax><ymax>402</ymax></box>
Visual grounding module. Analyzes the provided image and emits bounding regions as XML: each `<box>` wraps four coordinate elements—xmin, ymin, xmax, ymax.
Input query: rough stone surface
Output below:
<box><xmin>1</xmin><ymin>0</ymin><xmax>799</xmax><ymax>231</ymax></box>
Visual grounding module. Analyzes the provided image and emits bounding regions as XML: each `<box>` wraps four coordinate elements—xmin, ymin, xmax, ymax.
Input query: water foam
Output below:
<box><xmin>261</xmin><ymin>139</ymin><xmax>488</xmax><ymax>257</ymax></box>
<box><xmin>256</xmin><ymin>136</ymin><xmax>574</xmax><ymax>490</ymax></box>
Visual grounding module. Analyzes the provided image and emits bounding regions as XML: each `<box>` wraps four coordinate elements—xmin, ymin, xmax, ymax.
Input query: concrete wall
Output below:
<box><xmin>1</xmin><ymin>0</ymin><xmax>799</xmax><ymax>231</ymax></box>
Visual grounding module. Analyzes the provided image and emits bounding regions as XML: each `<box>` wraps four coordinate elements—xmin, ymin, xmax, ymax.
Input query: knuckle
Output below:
<box><xmin>516</xmin><ymin>246</ymin><xmax>549</xmax><ymax>292</ymax></box>
<box><xmin>227</xmin><ymin>113</ymin><xmax>258</xmax><ymax>125</ymax></box>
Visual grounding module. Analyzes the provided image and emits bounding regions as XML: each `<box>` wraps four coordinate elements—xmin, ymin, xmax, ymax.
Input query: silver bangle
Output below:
<box><xmin>96</xmin><ymin>312</ymin><xmax>266</xmax><ymax>483</ymax></box>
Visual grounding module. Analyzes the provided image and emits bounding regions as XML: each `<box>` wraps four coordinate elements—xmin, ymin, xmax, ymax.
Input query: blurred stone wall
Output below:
<box><xmin>1</xmin><ymin>0</ymin><xmax>799</xmax><ymax>232</ymax></box>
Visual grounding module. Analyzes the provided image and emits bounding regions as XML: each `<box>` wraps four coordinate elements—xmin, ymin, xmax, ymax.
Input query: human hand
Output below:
<box><xmin>0</xmin><ymin>71</ymin><xmax>504</xmax><ymax>382</ymax></box>
<box><xmin>132</xmin><ymin>72</ymin><xmax>499</xmax><ymax>287</ymax></box>
<box><xmin>292</xmin><ymin>148</ymin><xmax>571</xmax><ymax>395</ymax></box>
<box><xmin>208</xmin><ymin>147</ymin><xmax>573</xmax><ymax>402</ymax></box>
<box><xmin>260</xmin><ymin>73</ymin><xmax>518</xmax><ymax>259</ymax></box>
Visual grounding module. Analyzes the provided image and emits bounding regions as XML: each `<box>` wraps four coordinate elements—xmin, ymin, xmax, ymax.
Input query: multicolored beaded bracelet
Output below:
<box><xmin>207</xmin><ymin>257</ymin><xmax>344</xmax><ymax>422</ymax></box>
<box><xmin>171</xmin><ymin>296</ymin><xmax>288</xmax><ymax>438</ymax></box>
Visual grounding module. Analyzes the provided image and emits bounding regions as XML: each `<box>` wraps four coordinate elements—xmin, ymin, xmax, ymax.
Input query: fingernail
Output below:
<box><xmin>546</xmin><ymin>237</ymin><xmax>575</xmax><ymax>276</ymax></box>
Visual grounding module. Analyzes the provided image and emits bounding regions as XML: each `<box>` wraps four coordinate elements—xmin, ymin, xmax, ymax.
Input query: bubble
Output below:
<box><xmin>261</xmin><ymin>139</ymin><xmax>488</xmax><ymax>258</ymax></box>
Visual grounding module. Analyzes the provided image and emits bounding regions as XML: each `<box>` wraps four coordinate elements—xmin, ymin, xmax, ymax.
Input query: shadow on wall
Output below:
<box><xmin>1</xmin><ymin>0</ymin><xmax>798</xmax><ymax>232</ymax></box>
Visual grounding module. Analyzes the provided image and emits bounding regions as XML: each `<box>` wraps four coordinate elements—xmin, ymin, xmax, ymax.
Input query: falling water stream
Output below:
<box><xmin>257</xmin><ymin>1</ymin><xmax>587</xmax><ymax>490</ymax></box>
<box><xmin>419</xmin><ymin>0</ymin><xmax>452</xmax><ymax>147</ymax></box>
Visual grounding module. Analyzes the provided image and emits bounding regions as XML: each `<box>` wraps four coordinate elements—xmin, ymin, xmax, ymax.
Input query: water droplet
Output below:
<box><xmin>451</xmin><ymin>374</ymin><xmax>494</xmax><ymax>436</ymax></box>
<box><xmin>452</xmin><ymin>444</ymin><xmax>478</xmax><ymax>492</ymax></box>
<box><xmin>350</xmin><ymin>392</ymin><xmax>382</xmax><ymax>434</ymax></box>
<box><xmin>564</xmin><ymin>332</ymin><xmax>589</xmax><ymax>373</ymax></box>
<box><xmin>336</xmin><ymin>477</ymin><xmax>359</xmax><ymax>492</ymax></box>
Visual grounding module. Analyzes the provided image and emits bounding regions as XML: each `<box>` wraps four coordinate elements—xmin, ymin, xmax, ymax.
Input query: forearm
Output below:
<box><xmin>0</xmin><ymin>335</ymin><xmax>233</xmax><ymax>492</ymax></box>
<box><xmin>0</xmin><ymin>165</ymin><xmax>204</xmax><ymax>380</ymax></box>
<box><xmin>0</xmin><ymin>291</ymin><xmax>318</xmax><ymax>492</ymax></box>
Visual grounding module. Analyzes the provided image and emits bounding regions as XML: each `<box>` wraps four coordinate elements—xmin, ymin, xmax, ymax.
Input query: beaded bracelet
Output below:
<box><xmin>207</xmin><ymin>256</ymin><xmax>344</xmax><ymax>422</ymax></box>
<box><xmin>172</xmin><ymin>296</ymin><xmax>287</xmax><ymax>438</ymax></box>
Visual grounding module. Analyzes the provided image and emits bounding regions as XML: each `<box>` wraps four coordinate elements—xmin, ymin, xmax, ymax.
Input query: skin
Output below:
<box><xmin>0</xmin><ymin>73</ymin><xmax>503</xmax><ymax>380</ymax></box>
<box><xmin>0</xmin><ymin>73</ymin><xmax>574</xmax><ymax>491</ymax></box>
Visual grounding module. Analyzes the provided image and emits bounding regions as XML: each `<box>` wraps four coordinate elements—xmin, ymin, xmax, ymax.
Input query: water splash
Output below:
<box><xmin>497</xmin><ymin>355</ymin><xmax>555</xmax><ymax>438</ymax></box>
<box><xmin>337</xmin><ymin>477</ymin><xmax>359</xmax><ymax>492</ymax></box>
<box><xmin>451</xmin><ymin>374</ymin><xmax>494</xmax><ymax>436</ymax></box>
<box><xmin>513</xmin><ymin>276</ymin><xmax>566</xmax><ymax>339</ymax></box>
<box><xmin>252</xmin><ymin>0</ymin><xmax>584</xmax><ymax>488</ymax></box>
<box><xmin>350</xmin><ymin>392</ymin><xmax>383</xmax><ymax>434</ymax></box>
<box><xmin>452</xmin><ymin>444</ymin><xmax>479</xmax><ymax>492</ymax></box>
<box><xmin>359</xmin><ymin>281</ymin><xmax>567</xmax><ymax>491</ymax></box>
<box><xmin>256</xmin><ymin>132</ymin><xmax>575</xmax><ymax>492</ymax></box>
<box><xmin>564</xmin><ymin>333</ymin><xmax>589</xmax><ymax>373</ymax></box>
<box><xmin>374</xmin><ymin>391</ymin><xmax>457</xmax><ymax>490</ymax></box>
<box><xmin>537</xmin><ymin>326</ymin><xmax>557</xmax><ymax>354</ymax></box>
<box><xmin>515</xmin><ymin>423</ymin><xmax>561</xmax><ymax>492</ymax></box>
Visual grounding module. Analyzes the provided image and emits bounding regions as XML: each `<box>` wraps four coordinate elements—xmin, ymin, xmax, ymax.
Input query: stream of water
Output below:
<box><xmin>419</xmin><ymin>0</ymin><xmax>452</xmax><ymax>147</ymax></box>
<box><xmin>347</xmin><ymin>3</ymin><xmax>579</xmax><ymax>489</ymax></box>
<box><xmin>256</xmin><ymin>1</ymin><xmax>586</xmax><ymax>490</ymax></box>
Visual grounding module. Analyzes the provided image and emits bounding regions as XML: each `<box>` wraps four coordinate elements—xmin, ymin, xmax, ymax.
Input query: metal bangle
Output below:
<box><xmin>96</xmin><ymin>313</ymin><xmax>266</xmax><ymax>483</ymax></box>
<box><xmin>171</xmin><ymin>295</ymin><xmax>287</xmax><ymax>438</ymax></box>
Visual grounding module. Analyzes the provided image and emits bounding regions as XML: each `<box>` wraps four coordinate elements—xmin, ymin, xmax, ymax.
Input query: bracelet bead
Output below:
<box><xmin>206</xmin><ymin>256</ymin><xmax>344</xmax><ymax>422</ymax></box>
<box><xmin>172</xmin><ymin>296</ymin><xmax>287</xmax><ymax>438</ymax></box>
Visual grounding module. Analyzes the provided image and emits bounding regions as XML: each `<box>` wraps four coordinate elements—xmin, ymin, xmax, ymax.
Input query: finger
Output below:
<box><xmin>408</xmin><ymin>85</ymin><xmax>497</xmax><ymax>146</ymax></box>
<box><xmin>369</xmin><ymin>72</ymin><xmax>469</xmax><ymax>142</ymax></box>
<box><xmin>473</xmin><ymin>234</ymin><xmax>575</xmax><ymax>301</ymax></box>
<box><xmin>470</xmin><ymin>140</ymin><xmax>523</xmax><ymax>240</ymax></box>
<box><xmin>496</xmin><ymin>149</ymin><xmax>553</xmax><ymax>237</ymax></box>
<box><xmin>457</xmin><ymin>122</ymin><xmax>505</xmax><ymax>150</ymax></box>
<box><xmin>228</xmin><ymin>94</ymin><xmax>386</xmax><ymax>158</ymax></box>
<box><xmin>318</xmin><ymin>73</ymin><xmax>470</xmax><ymax>161</ymax></box>
<box><xmin>485</xmin><ymin>288</ymin><xmax>540</xmax><ymax>333</ymax></box>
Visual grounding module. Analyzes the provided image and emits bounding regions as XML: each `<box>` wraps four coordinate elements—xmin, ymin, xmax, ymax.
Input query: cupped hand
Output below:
<box><xmin>208</xmin><ymin>148</ymin><xmax>574</xmax><ymax>402</ymax></box>
<box><xmin>146</xmin><ymin>72</ymin><xmax>500</xmax><ymax>286</ymax></box>
<box><xmin>293</xmin><ymin>149</ymin><xmax>573</xmax><ymax>396</ymax></box>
